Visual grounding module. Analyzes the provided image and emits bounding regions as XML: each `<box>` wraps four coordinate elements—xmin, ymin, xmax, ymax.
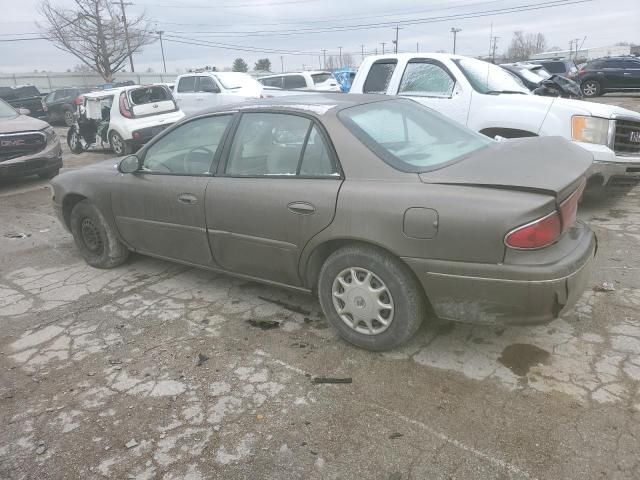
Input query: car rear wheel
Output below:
<box><xmin>70</xmin><ymin>200</ymin><xmax>129</xmax><ymax>269</ymax></box>
<box><xmin>67</xmin><ymin>127</ymin><xmax>84</xmax><ymax>154</ymax></box>
<box><xmin>64</xmin><ymin>109</ymin><xmax>75</xmax><ymax>127</ymax></box>
<box><xmin>582</xmin><ymin>80</ymin><xmax>601</xmax><ymax>97</ymax></box>
<box><xmin>318</xmin><ymin>244</ymin><xmax>427</xmax><ymax>351</ymax></box>
<box><xmin>109</xmin><ymin>131</ymin><xmax>131</xmax><ymax>156</ymax></box>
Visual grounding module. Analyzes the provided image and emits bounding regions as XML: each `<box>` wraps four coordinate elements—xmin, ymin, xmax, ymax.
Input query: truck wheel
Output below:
<box><xmin>317</xmin><ymin>244</ymin><xmax>427</xmax><ymax>351</ymax></box>
<box><xmin>581</xmin><ymin>80</ymin><xmax>601</xmax><ymax>98</ymax></box>
<box><xmin>70</xmin><ymin>200</ymin><xmax>129</xmax><ymax>269</ymax></box>
<box><xmin>64</xmin><ymin>109</ymin><xmax>75</xmax><ymax>127</ymax></box>
<box><xmin>67</xmin><ymin>127</ymin><xmax>84</xmax><ymax>154</ymax></box>
<box><xmin>109</xmin><ymin>131</ymin><xmax>131</xmax><ymax>156</ymax></box>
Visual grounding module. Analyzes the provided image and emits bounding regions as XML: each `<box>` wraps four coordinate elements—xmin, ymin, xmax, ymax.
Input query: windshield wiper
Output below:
<box><xmin>485</xmin><ymin>90</ymin><xmax>528</xmax><ymax>95</ymax></box>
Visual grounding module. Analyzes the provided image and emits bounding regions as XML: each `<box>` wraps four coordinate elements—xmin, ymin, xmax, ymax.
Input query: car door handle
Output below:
<box><xmin>288</xmin><ymin>201</ymin><xmax>316</xmax><ymax>215</ymax></box>
<box><xmin>178</xmin><ymin>193</ymin><xmax>198</xmax><ymax>205</ymax></box>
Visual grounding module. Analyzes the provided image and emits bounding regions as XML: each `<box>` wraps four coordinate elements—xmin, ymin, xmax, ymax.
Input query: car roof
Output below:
<box><xmin>195</xmin><ymin>93</ymin><xmax>391</xmax><ymax>117</ymax></box>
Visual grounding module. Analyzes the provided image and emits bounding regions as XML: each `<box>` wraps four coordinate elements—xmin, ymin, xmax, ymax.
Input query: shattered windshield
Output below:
<box><xmin>454</xmin><ymin>58</ymin><xmax>530</xmax><ymax>95</ymax></box>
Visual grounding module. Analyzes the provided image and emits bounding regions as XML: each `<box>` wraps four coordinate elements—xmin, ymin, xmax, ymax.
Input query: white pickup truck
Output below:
<box><xmin>350</xmin><ymin>53</ymin><xmax>640</xmax><ymax>186</ymax></box>
<box><xmin>173</xmin><ymin>72</ymin><xmax>264</xmax><ymax>115</ymax></box>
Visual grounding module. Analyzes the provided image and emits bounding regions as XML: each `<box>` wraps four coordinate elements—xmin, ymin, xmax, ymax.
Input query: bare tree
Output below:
<box><xmin>506</xmin><ymin>31</ymin><xmax>548</xmax><ymax>62</ymax></box>
<box><xmin>39</xmin><ymin>0</ymin><xmax>153</xmax><ymax>82</ymax></box>
<box><xmin>341</xmin><ymin>53</ymin><xmax>355</xmax><ymax>68</ymax></box>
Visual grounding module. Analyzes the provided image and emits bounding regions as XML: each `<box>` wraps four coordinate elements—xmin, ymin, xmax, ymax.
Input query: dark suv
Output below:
<box><xmin>577</xmin><ymin>56</ymin><xmax>640</xmax><ymax>97</ymax></box>
<box><xmin>0</xmin><ymin>85</ymin><xmax>46</xmax><ymax>119</ymax></box>
<box><xmin>534</xmin><ymin>59</ymin><xmax>578</xmax><ymax>78</ymax></box>
<box><xmin>43</xmin><ymin>87</ymin><xmax>91</xmax><ymax>127</ymax></box>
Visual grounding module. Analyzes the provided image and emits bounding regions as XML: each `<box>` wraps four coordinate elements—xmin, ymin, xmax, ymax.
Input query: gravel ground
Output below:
<box><xmin>1</xmin><ymin>97</ymin><xmax>640</xmax><ymax>480</ymax></box>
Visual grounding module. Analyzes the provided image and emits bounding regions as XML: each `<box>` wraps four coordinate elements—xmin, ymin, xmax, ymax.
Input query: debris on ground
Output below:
<box><xmin>389</xmin><ymin>432</ymin><xmax>404</xmax><ymax>440</ymax></box>
<box><xmin>125</xmin><ymin>439</ymin><xmax>138</xmax><ymax>449</ymax></box>
<box><xmin>4</xmin><ymin>232</ymin><xmax>29</xmax><ymax>239</ymax></box>
<box><xmin>196</xmin><ymin>353</ymin><xmax>209</xmax><ymax>366</ymax></box>
<box><xmin>312</xmin><ymin>377</ymin><xmax>352</xmax><ymax>384</ymax></box>
<box><xmin>35</xmin><ymin>441</ymin><xmax>47</xmax><ymax>455</ymax></box>
<box><xmin>593</xmin><ymin>281</ymin><xmax>615</xmax><ymax>292</ymax></box>
<box><xmin>108</xmin><ymin>359</ymin><xmax>122</xmax><ymax>365</ymax></box>
<box><xmin>246</xmin><ymin>319</ymin><xmax>280</xmax><ymax>330</ymax></box>
<box><xmin>257</xmin><ymin>296</ymin><xmax>311</xmax><ymax>315</ymax></box>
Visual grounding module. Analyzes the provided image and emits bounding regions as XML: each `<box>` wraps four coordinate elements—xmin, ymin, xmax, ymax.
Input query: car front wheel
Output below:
<box><xmin>318</xmin><ymin>244</ymin><xmax>427</xmax><ymax>351</ymax></box>
<box><xmin>70</xmin><ymin>200</ymin><xmax>129</xmax><ymax>269</ymax></box>
<box><xmin>109</xmin><ymin>131</ymin><xmax>131</xmax><ymax>156</ymax></box>
<box><xmin>581</xmin><ymin>80</ymin><xmax>601</xmax><ymax>97</ymax></box>
<box><xmin>64</xmin><ymin>109</ymin><xmax>75</xmax><ymax>127</ymax></box>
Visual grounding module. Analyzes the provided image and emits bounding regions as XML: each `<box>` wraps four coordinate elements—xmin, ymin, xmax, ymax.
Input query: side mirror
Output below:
<box><xmin>118</xmin><ymin>155</ymin><xmax>140</xmax><ymax>173</ymax></box>
<box><xmin>18</xmin><ymin>108</ymin><xmax>31</xmax><ymax>115</ymax></box>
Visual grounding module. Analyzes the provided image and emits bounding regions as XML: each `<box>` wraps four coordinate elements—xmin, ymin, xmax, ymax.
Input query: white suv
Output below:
<box><xmin>258</xmin><ymin>71</ymin><xmax>341</xmax><ymax>92</ymax></box>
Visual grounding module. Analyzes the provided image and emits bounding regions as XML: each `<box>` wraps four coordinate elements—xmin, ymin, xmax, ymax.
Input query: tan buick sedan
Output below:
<box><xmin>51</xmin><ymin>95</ymin><xmax>596</xmax><ymax>350</ymax></box>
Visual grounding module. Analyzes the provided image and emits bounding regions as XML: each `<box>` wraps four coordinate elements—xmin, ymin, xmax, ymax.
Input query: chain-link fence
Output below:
<box><xmin>0</xmin><ymin>72</ymin><xmax>178</xmax><ymax>93</ymax></box>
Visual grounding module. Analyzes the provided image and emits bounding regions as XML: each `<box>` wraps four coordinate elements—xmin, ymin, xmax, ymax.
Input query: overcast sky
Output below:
<box><xmin>1</xmin><ymin>0</ymin><xmax>638</xmax><ymax>74</ymax></box>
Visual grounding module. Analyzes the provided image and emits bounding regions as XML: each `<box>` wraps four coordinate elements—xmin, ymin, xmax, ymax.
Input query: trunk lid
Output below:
<box><xmin>127</xmin><ymin>86</ymin><xmax>177</xmax><ymax>117</ymax></box>
<box><xmin>419</xmin><ymin>136</ymin><xmax>592</xmax><ymax>200</ymax></box>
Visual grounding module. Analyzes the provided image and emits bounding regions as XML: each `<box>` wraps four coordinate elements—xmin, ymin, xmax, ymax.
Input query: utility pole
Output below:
<box><xmin>450</xmin><ymin>27</ymin><xmax>462</xmax><ymax>54</ymax></box>
<box><xmin>280</xmin><ymin>56</ymin><xmax>284</xmax><ymax>73</ymax></box>
<box><xmin>361</xmin><ymin>44</ymin><xmax>365</xmax><ymax>61</ymax></box>
<box><xmin>338</xmin><ymin>46</ymin><xmax>343</xmax><ymax>66</ymax></box>
<box><xmin>321</xmin><ymin>49</ymin><xmax>327</xmax><ymax>69</ymax></box>
<box><xmin>156</xmin><ymin>30</ymin><xmax>166</xmax><ymax>73</ymax></box>
<box><xmin>318</xmin><ymin>55</ymin><xmax>321</xmax><ymax>69</ymax></box>
<box><xmin>569</xmin><ymin>39</ymin><xmax>574</xmax><ymax>59</ymax></box>
<box><xmin>416</xmin><ymin>42</ymin><xmax>419</xmax><ymax>53</ymax></box>
<box><xmin>393</xmin><ymin>26</ymin><xmax>400</xmax><ymax>53</ymax></box>
<box><xmin>381</xmin><ymin>42</ymin><xmax>386</xmax><ymax>54</ymax></box>
<box><xmin>491</xmin><ymin>36</ymin><xmax>499</xmax><ymax>63</ymax></box>
<box><xmin>573</xmin><ymin>38</ymin><xmax>580</xmax><ymax>59</ymax></box>
<box><xmin>114</xmin><ymin>0</ymin><xmax>134</xmax><ymax>72</ymax></box>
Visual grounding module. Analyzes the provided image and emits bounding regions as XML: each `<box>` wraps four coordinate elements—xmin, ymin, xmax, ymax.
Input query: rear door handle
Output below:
<box><xmin>288</xmin><ymin>201</ymin><xmax>316</xmax><ymax>215</ymax></box>
<box><xmin>178</xmin><ymin>193</ymin><xmax>198</xmax><ymax>205</ymax></box>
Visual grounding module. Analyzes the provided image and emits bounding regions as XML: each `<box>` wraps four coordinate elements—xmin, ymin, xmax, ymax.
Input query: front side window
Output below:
<box><xmin>177</xmin><ymin>76</ymin><xmax>197</xmax><ymax>93</ymax></box>
<box><xmin>453</xmin><ymin>58</ymin><xmax>530</xmax><ymax>95</ymax></box>
<box><xmin>339</xmin><ymin>99</ymin><xmax>492</xmax><ymax>173</ymax></box>
<box><xmin>142</xmin><ymin>115</ymin><xmax>232</xmax><ymax>175</ymax></box>
<box><xmin>284</xmin><ymin>75</ymin><xmax>307</xmax><ymax>89</ymax></box>
<box><xmin>198</xmin><ymin>76</ymin><xmax>220</xmax><ymax>93</ymax></box>
<box><xmin>363</xmin><ymin>60</ymin><xmax>397</xmax><ymax>94</ymax></box>
<box><xmin>623</xmin><ymin>60</ymin><xmax>640</xmax><ymax>69</ymax></box>
<box><xmin>398</xmin><ymin>61</ymin><xmax>455</xmax><ymax>97</ymax></box>
<box><xmin>260</xmin><ymin>77</ymin><xmax>283</xmax><ymax>88</ymax></box>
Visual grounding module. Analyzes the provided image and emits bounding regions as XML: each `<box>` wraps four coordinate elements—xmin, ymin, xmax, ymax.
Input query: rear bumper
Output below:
<box><xmin>0</xmin><ymin>140</ymin><xmax>62</xmax><ymax>178</ymax></box>
<box><xmin>402</xmin><ymin>222</ymin><xmax>596</xmax><ymax>326</ymax></box>
<box><xmin>130</xmin><ymin>123</ymin><xmax>174</xmax><ymax>145</ymax></box>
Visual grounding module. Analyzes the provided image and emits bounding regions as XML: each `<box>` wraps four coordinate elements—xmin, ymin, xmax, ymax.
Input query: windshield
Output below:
<box><xmin>454</xmin><ymin>58</ymin><xmax>530</xmax><ymax>95</ymax></box>
<box><xmin>311</xmin><ymin>73</ymin><xmax>332</xmax><ymax>84</ymax></box>
<box><xmin>0</xmin><ymin>99</ymin><xmax>18</xmax><ymax>118</ymax></box>
<box><xmin>338</xmin><ymin>99</ymin><xmax>493</xmax><ymax>173</ymax></box>
<box><xmin>214</xmin><ymin>73</ymin><xmax>258</xmax><ymax>90</ymax></box>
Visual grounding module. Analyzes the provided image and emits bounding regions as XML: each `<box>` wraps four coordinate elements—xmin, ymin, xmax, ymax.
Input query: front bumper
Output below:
<box><xmin>577</xmin><ymin>141</ymin><xmax>640</xmax><ymax>186</ymax></box>
<box><xmin>0</xmin><ymin>139</ymin><xmax>63</xmax><ymax>178</ymax></box>
<box><xmin>402</xmin><ymin>222</ymin><xmax>596</xmax><ymax>326</ymax></box>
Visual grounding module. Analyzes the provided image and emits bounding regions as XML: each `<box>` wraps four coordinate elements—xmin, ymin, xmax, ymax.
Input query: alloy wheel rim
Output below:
<box><xmin>80</xmin><ymin>218</ymin><xmax>104</xmax><ymax>254</ymax></box>
<box><xmin>583</xmin><ymin>82</ymin><xmax>597</xmax><ymax>95</ymax></box>
<box><xmin>112</xmin><ymin>135</ymin><xmax>122</xmax><ymax>154</ymax></box>
<box><xmin>331</xmin><ymin>267</ymin><xmax>394</xmax><ymax>335</ymax></box>
<box><xmin>65</xmin><ymin>111</ymin><xmax>74</xmax><ymax>124</ymax></box>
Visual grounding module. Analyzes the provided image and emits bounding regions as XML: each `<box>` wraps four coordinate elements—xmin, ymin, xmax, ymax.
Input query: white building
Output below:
<box><xmin>530</xmin><ymin>44</ymin><xmax>633</xmax><ymax>61</ymax></box>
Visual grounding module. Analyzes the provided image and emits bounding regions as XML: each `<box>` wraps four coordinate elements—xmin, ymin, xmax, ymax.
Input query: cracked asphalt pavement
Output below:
<box><xmin>2</xmin><ymin>103</ymin><xmax>640</xmax><ymax>479</ymax></box>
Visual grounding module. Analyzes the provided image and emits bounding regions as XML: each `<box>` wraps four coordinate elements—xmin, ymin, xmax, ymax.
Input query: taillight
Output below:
<box><xmin>74</xmin><ymin>96</ymin><xmax>84</xmax><ymax>106</ymax></box>
<box><xmin>505</xmin><ymin>181</ymin><xmax>585</xmax><ymax>250</ymax></box>
<box><xmin>505</xmin><ymin>211</ymin><xmax>562</xmax><ymax>249</ymax></box>
<box><xmin>119</xmin><ymin>92</ymin><xmax>133</xmax><ymax>118</ymax></box>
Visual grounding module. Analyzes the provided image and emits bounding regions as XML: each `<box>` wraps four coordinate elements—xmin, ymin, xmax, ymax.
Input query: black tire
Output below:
<box><xmin>70</xmin><ymin>200</ymin><xmax>129</xmax><ymax>269</ymax></box>
<box><xmin>38</xmin><ymin>169</ymin><xmax>59</xmax><ymax>180</ymax></box>
<box><xmin>63</xmin><ymin>109</ymin><xmax>75</xmax><ymax>127</ymax></box>
<box><xmin>109</xmin><ymin>131</ymin><xmax>131</xmax><ymax>156</ymax></box>
<box><xmin>67</xmin><ymin>127</ymin><xmax>84</xmax><ymax>154</ymax></box>
<box><xmin>581</xmin><ymin>79</ymin><xmax>601</xmax><ymax>98</ymax></box>
<box><xmin>317</xmin><ymin>244</ymin><xmax>427</xmax><ymax>351</ymax></box>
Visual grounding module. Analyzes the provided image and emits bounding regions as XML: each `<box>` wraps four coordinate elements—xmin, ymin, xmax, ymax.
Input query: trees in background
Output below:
<box><xmin>506</xmin><ymin>31</ymin><xmax>547</xmax><ymax>62</ymax></box>
<box><xmin>232</xmin><ymin>58</ymin><xmax>249</xmax><ymax>72</ymax></box>
<box><xmin>254</xmin><ymin>58</ymin><xmax>271</xmax><ymax>71</ymax></box>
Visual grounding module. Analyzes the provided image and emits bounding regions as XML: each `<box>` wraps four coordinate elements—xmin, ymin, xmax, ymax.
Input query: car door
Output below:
<box><xmin>111</xmin><ymin>114</ymin><xmax>234</xmax><ymax>265</ymax></box>
<box><xmin>622</xmin><ymin>60</ymin><xmax>640</xmax><ymax>89</ymax></box>
<box><xmin>283</xmin><ymin>74</ymin><xmax>307</xmax><ymax>90</ymax></box>
<box><xmin>206</xmin><ymin>111</ymin><xmax>342</xmax><ymax>286</ymax></box>
<box><xmin>174</xmin><ymin>75</ymin><xmax>199</xmax><ymax>114</ymax></box>
<box><xmin>48</xmin><ymin>90</ymin><xmax>68</xmax><ymax>121</ymax></box>
<box><xmin>392</xmin><ymin>58</ymin><xmax>469</xmax><ymax>126</ymax></box>
<box><xmin>602</xmin><ymin>59</ymin><xmax>626</xmax><ymax>88</ymax></box>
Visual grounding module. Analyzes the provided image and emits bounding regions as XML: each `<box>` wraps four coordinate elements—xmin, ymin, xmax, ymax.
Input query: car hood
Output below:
<box><xmin>419</xmin><ymin>136</ymin><xmax>592</xmax><ymax>199</ymax></box>
<box><xmin>82</xmin><ymin>158</ymin><xmax>121</xmax><ymax>172</ymax></box>
<box><xmin>550</xmin><ymin>97</ymin><xmax>640</xmax><ymax>119</ymax></box>
<box><xmin>0</xmin><ymin>114</ymin><xmax>49</xmax><ymax>133</ymax></box>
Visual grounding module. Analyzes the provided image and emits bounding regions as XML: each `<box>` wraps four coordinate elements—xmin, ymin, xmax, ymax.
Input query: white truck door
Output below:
<box><xmin>388</xmin><ymin>58</ymin><xmax>471</xmax><ymax>126</ymax></box>
<box><xmin>174</xmin><ymin>75</ymin><xmax>200</xmax><ymax>114</ymax></box>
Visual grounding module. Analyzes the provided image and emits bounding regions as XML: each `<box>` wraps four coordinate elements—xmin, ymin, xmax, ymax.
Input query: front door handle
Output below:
<box><xmin>178</xmin><ymin>193</ymin><xmax>198</xmax><ymax>205</ymax></box>
<box><xmin>623</xmin><ymin>72</ymin><xmax>632</xmax><ymax>76</ymax></box>
<box><xmin>288</xmin><ymin>201</ymin><xmax>316</xmax><ymax>215</ymax></box>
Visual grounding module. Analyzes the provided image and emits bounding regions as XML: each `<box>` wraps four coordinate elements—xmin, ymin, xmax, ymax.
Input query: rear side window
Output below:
<box><xmin>586</xmin><ymin>60</ymin><xmax>605</xmax><ymax>70</ymax></box>
<box><xmin>311</xmin><ymin>73</ymin><xmax>332</xmax><ymax>84</ymax></box>
<box><xmin>299</xmin><ymin>125</ymin><xmax>338</xmax><ymax>176</ymax></box>
<box><xmin>363</xmin><ymin>60</ymin><xmax>397</xmax><ymax>94</ymax></box>
<box><xmin>604</xmin><ymin>59</ymin><xmax>625</xmax><ymax>68</ymax></box>
<box><xmin>339</xmin><ymin>99</ymin><xmax>492</xmax><ymax>173</ymax></box>
<box><xmin>541</xmin><ymin>62</ymin><xmax>565</xmax><ymax>74</ymax></box>
<box><xmin>177</xmin><ymin>76</ymin><xmax>197</xmax><ymax>93</ymax></box>
<box><xmin>398</xmin><ymin>60</ymin><xmax>455</xmax><ymax>97</ymax></box>
<box><xmin>260</xmin><ymin>76</ymin><xmax>283</xmax><ymax>88</ymax></box>
<box><xmin>284</xmin><ymin>75</ymin><xmax>307</xmax><ymax>89</ymax></box>
<box><xmin>624</xmin><ymin>60</ymin><xmax>640</xmax><ymax>69</ymax></box>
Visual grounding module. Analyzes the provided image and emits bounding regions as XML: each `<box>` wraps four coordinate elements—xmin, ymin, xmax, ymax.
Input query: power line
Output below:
<box><xmin>136</xmin><ymin>0</ymin><xmax>320</xmax><ymax>8</ymax></box>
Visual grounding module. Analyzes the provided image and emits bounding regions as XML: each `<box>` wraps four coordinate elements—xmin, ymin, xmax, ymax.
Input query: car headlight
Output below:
<box><xmin>42</xmin><ymin>126</ymin><xmax>58</xmax><ymax>144</ymax></box>
<box><xmin>571</xmin><ymin>116</ymin><xmax>609</xmax><ymax>145</ymax></box>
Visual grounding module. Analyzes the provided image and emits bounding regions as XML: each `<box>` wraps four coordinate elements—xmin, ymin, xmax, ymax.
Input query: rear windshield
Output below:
<box><xmin>311</xmin><ymin>73</ymin><xmax>332</xmax><ymax>84</ymax></box>
<box><xmin>0</xmin><ymin>99</ymin><xmax>17</xmax><ymax>118</ymax></box>
<box><xmin>338</xmin><ymin>99</ymin><xmax>493</xmax><ymax>173</ymax></box>
<box><xmin>0</xmin><ymin>85</ymin><xmax>40</xmax><ymax>100</ymax></box>
<box><xmin>129</xmin><ymin>86</ymin><xmax>171</xmax><ymax>105</ymax></box>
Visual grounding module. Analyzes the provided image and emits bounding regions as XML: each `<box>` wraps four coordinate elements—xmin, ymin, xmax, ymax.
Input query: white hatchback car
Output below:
<box><xmin>68</xmin><ymin>84</ymin><xmax>184</xmax><ymax>156</ymax></box>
